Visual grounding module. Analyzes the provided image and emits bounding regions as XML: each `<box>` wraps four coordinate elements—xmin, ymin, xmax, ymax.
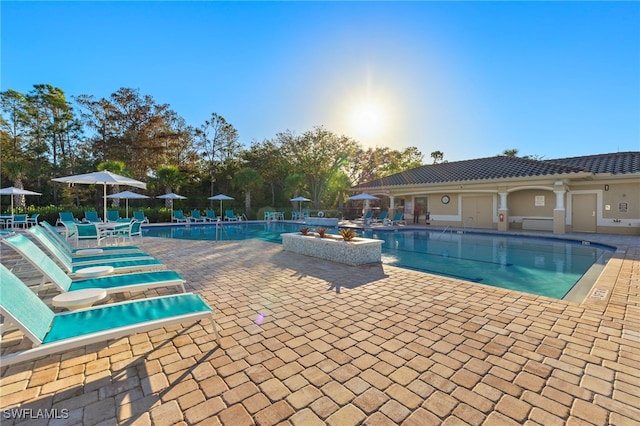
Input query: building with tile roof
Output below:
<box><xmin>350</xmin><ymin>152</ymin><xmax>640</xmax><ymax>235</ymax></box>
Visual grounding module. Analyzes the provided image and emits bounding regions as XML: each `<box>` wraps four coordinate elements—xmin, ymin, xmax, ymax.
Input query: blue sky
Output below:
<box><xmin>2</xmin><ymin>1</ymin><xmax>639</xmax><ymax>162</ymax></box>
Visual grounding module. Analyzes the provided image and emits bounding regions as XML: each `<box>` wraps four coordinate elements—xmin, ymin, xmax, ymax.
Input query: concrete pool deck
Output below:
<box><xmin>0</xmin><ymin>229</ymin><xmax>638</xmax><ymax>425</ymax></box>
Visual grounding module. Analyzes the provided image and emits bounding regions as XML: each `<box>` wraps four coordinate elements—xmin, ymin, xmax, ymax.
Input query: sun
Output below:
<box><xmin>349</xmin><ymin>99</ymin><xmax>387</xmax><ymax>143</ymax></box>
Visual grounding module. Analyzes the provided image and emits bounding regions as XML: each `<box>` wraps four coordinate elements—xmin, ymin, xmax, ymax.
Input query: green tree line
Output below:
<box><xmin>1</xmin><ymin>84</ymin><xmax>427</xmax><ymax>218</ymax></box>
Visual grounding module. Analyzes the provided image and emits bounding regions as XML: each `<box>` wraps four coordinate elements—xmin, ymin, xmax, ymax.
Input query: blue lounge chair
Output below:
<box><xmin>2</xmin><ymin>233</ymin><xmax>165</xmax><ymax>276</ymax></box>
<box><xmin>390</xmin><ymin>211</ymin><xmax>406</xmax><ymax>226</ymax></box>
<box><xmin>84</xmin><ymin>211</ymin><xmax>102</xmax><ymax>223</ymax></box>
<box><xmin>29</xmin><ymin>226</ymin><xmax>151</xmax><ymax>267</ymax></box>
<box><xmin>361</xmin><ymin>211</ymin><xmax>373</xmax><ymax>224</ymax></box>
<box><xmin>204</xmin><ymin>209</ymin><xmax>218</xmax><ymax>222</ymax></box>
<box><xmin>133</xmin><ymin>211</ymin><xmax>149</xmax><ymax>223</ymax></box>
<box><xmin>225</xmin><ymin>209</ymin><xmax>240</xmax><ymax>221</ymax></box>
<box><xmin>1</xmin><ymin>235</ymin><xmax>183</xmax><ymax>295</ymax></box>
<box><xmin>0</xmin><ymin>264</ymin><xmax>218</xmax><ymax>366</ymax></box>
<box><xmin>40</xmin><ymin>221</ymin><xmax>143</xmax><ymax>255</ymax></box>
<box><xmin>190</xmin><ymin>210</ymin><xmax>205</xmax><ymax>222</ymax></box>
<box><xmin>107</xmin><ymin>210</ymin><xmax>121</xmax><ymax>222</ymax></box>
<box><xmin>56</xmin><ymin>212</ymin><xmax>81</xmax><ymax>226</ymax></box>
<box><xmin>372</xmin><ymin>211</ymin><xmax>388</xmax><ymax>224</ymax></box>
<box><xmin>172</xmin><ymin>210</ymin><xmax>188</xmax><ymax>223</ymax></box>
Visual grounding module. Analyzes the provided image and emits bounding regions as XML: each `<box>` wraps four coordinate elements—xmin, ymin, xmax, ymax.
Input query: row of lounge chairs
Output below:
<box><xmin>361</xmin><ymin>211</ymin><xmax>406</xmax><ymax>226</ymax></box>
<box><xmin>0</xmin><ymin>221</ymin><xmax>219</xmax><ymax>366</ymax></box>
<box><xmin>172</xmin><ymin>209</ymin><xmax>245</xmax><ymax>223</ymax></box>
<box><xmin>56</xmin><ymin>210</ymin><xmax>149</xmax><ymax>225</ymax></box>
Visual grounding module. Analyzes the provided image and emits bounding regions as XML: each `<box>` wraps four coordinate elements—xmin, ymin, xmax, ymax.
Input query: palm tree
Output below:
<box><xmin>155</xmin><ymin>166</ymin><xmax>186</xmax><ymax>209</ymax></box>
<box><xmin>233</xmin><ymin>167</ymin><xmax>263</xmax><ymax>217</ymax></box>
<box><xmin>3</xmin><ymin>160</ymin><xmax>27</xmax><ymax>210</ymax></box>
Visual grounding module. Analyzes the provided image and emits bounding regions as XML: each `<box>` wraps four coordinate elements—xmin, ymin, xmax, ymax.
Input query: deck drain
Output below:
<box><xmin>591</xmin><ymin>288</ymin><xmax>608</xmax><ymax>300</ymax></box>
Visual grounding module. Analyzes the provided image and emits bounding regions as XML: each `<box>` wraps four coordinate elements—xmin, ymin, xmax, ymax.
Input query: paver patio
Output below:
<box><xmin>1</xmin><ymin>230</ymin><xmax>639</xmax><ymax>425</ymax></box>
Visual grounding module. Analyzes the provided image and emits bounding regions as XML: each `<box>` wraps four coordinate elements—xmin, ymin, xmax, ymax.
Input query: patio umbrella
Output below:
<box><xmin>157</xmin><ymin>193</ymin><xmax>187</xmax><ymax>219</ymax></box>
<box><xmin>106</xmin><ymin>190</ymin><xmax>150</xmax><ymax>218</ymax></box>
<box><xmin>348</xmin><ymin>192</ymin><xmax>380</xmax><ymax>214</ymax></box>
<box><xmin>208</xmin><ymin>194</ymin><xmax>234</xmax><ymax>215</ymax></box>
<box><xmin>52</xmin><ymin>171</ymin><xmax>146</xmax><ymax>223</ymax></box>
<box><xmin>290</xmin><ymin>196</ymin><xmax>311</xmax><ymax>216</ymax></box>
<box><xmin>0</xmin><ymin>187</ymin><xmax>42</xmax><ymax>216</ymax></box>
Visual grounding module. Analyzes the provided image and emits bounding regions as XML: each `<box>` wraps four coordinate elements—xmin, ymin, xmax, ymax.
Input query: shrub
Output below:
<box><xmin>299</xmin><ymin>227</ymin><xmax>309</xmax><ymax>235</ymax></box>
<box><xmin>315</xmin><ymin>228</ymin><xmax>326</xmax><ymax>238</ymax></box>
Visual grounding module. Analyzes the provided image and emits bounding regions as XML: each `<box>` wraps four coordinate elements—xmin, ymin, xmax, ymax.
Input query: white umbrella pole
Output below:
<box><xmin>103</xmin><ymin>185</ymin><xmax>108</xmax><ymax>223</ymax></box>
<box><xmin>126</xmin><ymin>199</ymin><xmax>129</xmax><ymax>218</ymax></box>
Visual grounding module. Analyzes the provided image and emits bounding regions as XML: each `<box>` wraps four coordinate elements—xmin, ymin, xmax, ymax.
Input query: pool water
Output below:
<box><xmin>143</xmin><ymin>222</ymin><xmax>614</xmax><ymax>299</ymax></box>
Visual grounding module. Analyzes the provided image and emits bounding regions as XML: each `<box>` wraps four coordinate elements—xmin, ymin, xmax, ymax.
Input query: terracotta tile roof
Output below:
<box><xmin>352</xmin><ymin>151</ymin><xmax>640</xmax><ymax>189</ymax></box>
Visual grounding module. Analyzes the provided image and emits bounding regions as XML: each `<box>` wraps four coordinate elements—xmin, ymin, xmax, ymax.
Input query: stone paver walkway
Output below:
<box><xmin>1</xmin><ymin>232</ymin><xmax>639</xmax><ymax>425</ymax></box>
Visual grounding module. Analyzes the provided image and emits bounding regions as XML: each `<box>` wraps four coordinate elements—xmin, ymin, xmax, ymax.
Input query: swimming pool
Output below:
<box><xmin>142</xmin><ymin>222</ymin><xmax>614</xmax><ymax>300</ymax></box>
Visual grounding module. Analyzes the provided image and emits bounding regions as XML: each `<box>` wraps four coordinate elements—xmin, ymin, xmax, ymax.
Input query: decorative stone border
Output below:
<box><xmin>281</xmin><ymin>232</ymin><xmax>383</xmax><ymax>266</ymax></box>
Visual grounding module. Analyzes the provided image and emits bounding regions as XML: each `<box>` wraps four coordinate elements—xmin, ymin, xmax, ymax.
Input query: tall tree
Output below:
<box><xmin>77</xmin><ymin>88</ymin><xmax>193</xmax><ymax>179</ymax></box>
<box><xmin>279</xmin><ymin>127</ymin><xmax>358</xmax><ymax>209</ymax></box>
<box><xmin>242</xmin><ymin>139</ymin><xmax>288</xmax><ymax>206</ymax></box>
<box><xmin>430</xmin><ymin>150</ymin><xmax>444</xmax><ymax>164</ymax></box>
<box><xmin>195</xmin><ymin>113</ymin><xmax>241</xmax><ymax>199</ymax></box>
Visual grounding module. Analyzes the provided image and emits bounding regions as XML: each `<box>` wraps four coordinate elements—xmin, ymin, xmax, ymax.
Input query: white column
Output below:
<box><xmin>554</xmin><ymin>190</ymin><xmax>566</xmax><ymax>210</ymax></box>
<box><xmin>499</xmin><ymin>192</ymin><xmax>508</xmax><ymax>210</ymax></box>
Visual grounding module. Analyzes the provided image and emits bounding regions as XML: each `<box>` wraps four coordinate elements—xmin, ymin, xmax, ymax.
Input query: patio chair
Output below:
<box><xmin>371</xmin><ymin>211</ymin><xmax>388</xmax><ymax>225</ymax></box>
<box><xmin>204</xmin><ymin>209</ymin><xmax>219</xmax><ymax>222</ymax></box>
<box><xmin>0</xmin><ymin>264</ymin><xmax>218</xmax><ymax>367</ymax></box>
<box><xmin>190</xmin><ymin>210</ymin><xmax>205</xmax><ymax>222</ymax></box>
<box><xmin>76</xmin><ymin>223</ymin><xmax>109</xmax><ymax>246</ymax></box>
<box><xmin>133</xmin><ymin>211</ymin><xmax>149</xmax><ymax>223</ymax></box>
<box><xmin>390</xmin><ymin>211</ymin><xmax>406</xmax><ymax>226</ymax></box>
<box><xmin>84</xmin><ymin>211</ymin><xmax>103</xmax><ymax>223</ymax></box>
<box><xmin>56</xmin><ymin>212</ymin><xmax>81</xmax><ymax>226</ymax></box>
<box><xmin>27</xmin><ymin>213</ymin><xmax>40</xmax><ymax>227</ymax></box>
<box><xmin>40</xmin><ymin>221</ymin><xmax>144</xmax><ymax>256</ymax></box>
<box><xmin>107</xmin><ymin>210</ymin><xmax>121</xmax><ymax>222</ymax></box>
<box><xmin>28</xmin><ymin>226</ymin><xmax>151</xmax><ymax>268</ymax></box>
<box><xmin>12</xmin><ymin>214</ymin><xmax>29</xmax><ymax>229</ymax></box>
<box><xmin>111</xmin><ymin>220</ymin><xmax>143</xmax><ymax>244</ymax></box>
<box><xmin>172</xmin><ymin>210</ymin><xmax>188</xmax><ymax>223</ymax></box>
<box><xmin>225</xmin><ymin>209</ymin><xmax>240</xmax><ymax>221</ymax></box>
<box><xmin>2</xmin><ymin>233</ymin><xmax>165</xmax><ymax>277</ymax></box>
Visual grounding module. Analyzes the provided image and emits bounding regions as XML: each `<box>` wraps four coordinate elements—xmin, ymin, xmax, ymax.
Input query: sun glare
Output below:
<box><xmin>349</xmin><ymin>99</ymin><xmax>387</xmax><ymax>143</ymax></box>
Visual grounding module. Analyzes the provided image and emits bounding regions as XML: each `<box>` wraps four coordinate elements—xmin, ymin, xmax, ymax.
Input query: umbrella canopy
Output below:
<box><xmin>290</xmin><ymin>196</ymin><xmax>311</xmax><ymax>215</ymax></box>
<box><xmin>52</xmin><ymin>171</ymin><xmax>146</xmax><ymax>223</ymax></box>
<box><xmin>348</xmin><ymin>193</ymin><xmax>381</xmax><ymax>215</ymax></box>
<box><xmin>348</xmin><ymin>193</ymin><xmax>380</xmax><ymax>201</ymax></box>
<box><xmin>157</xmin><ymin>193</ymin><xmax>187</xmax><ymax>219</ymax></box>
<box><xmin>208</xmin><ymin>194</ymin><xmax>234</xmax><ymax>214</ymax></box>
<box><xmin>0</xmin><ymin>187</ymin><xmax>42</xmax><ymax>216</ymax></box>
<box><xmin>106</xmin><ymin>191</ymin><xmax>150</xmax><ymax>218</ymax></box>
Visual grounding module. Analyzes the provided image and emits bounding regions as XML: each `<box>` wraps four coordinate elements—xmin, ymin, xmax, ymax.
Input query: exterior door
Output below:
<box><xmin>462</xmin><ymin>196</ymin><xmax>493</xmax><ymax>228</ymax></box>
<box><xmin>572</xmin><ymin>194</ymin><xmax>597</xmax><ymax>232</ymax></box>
